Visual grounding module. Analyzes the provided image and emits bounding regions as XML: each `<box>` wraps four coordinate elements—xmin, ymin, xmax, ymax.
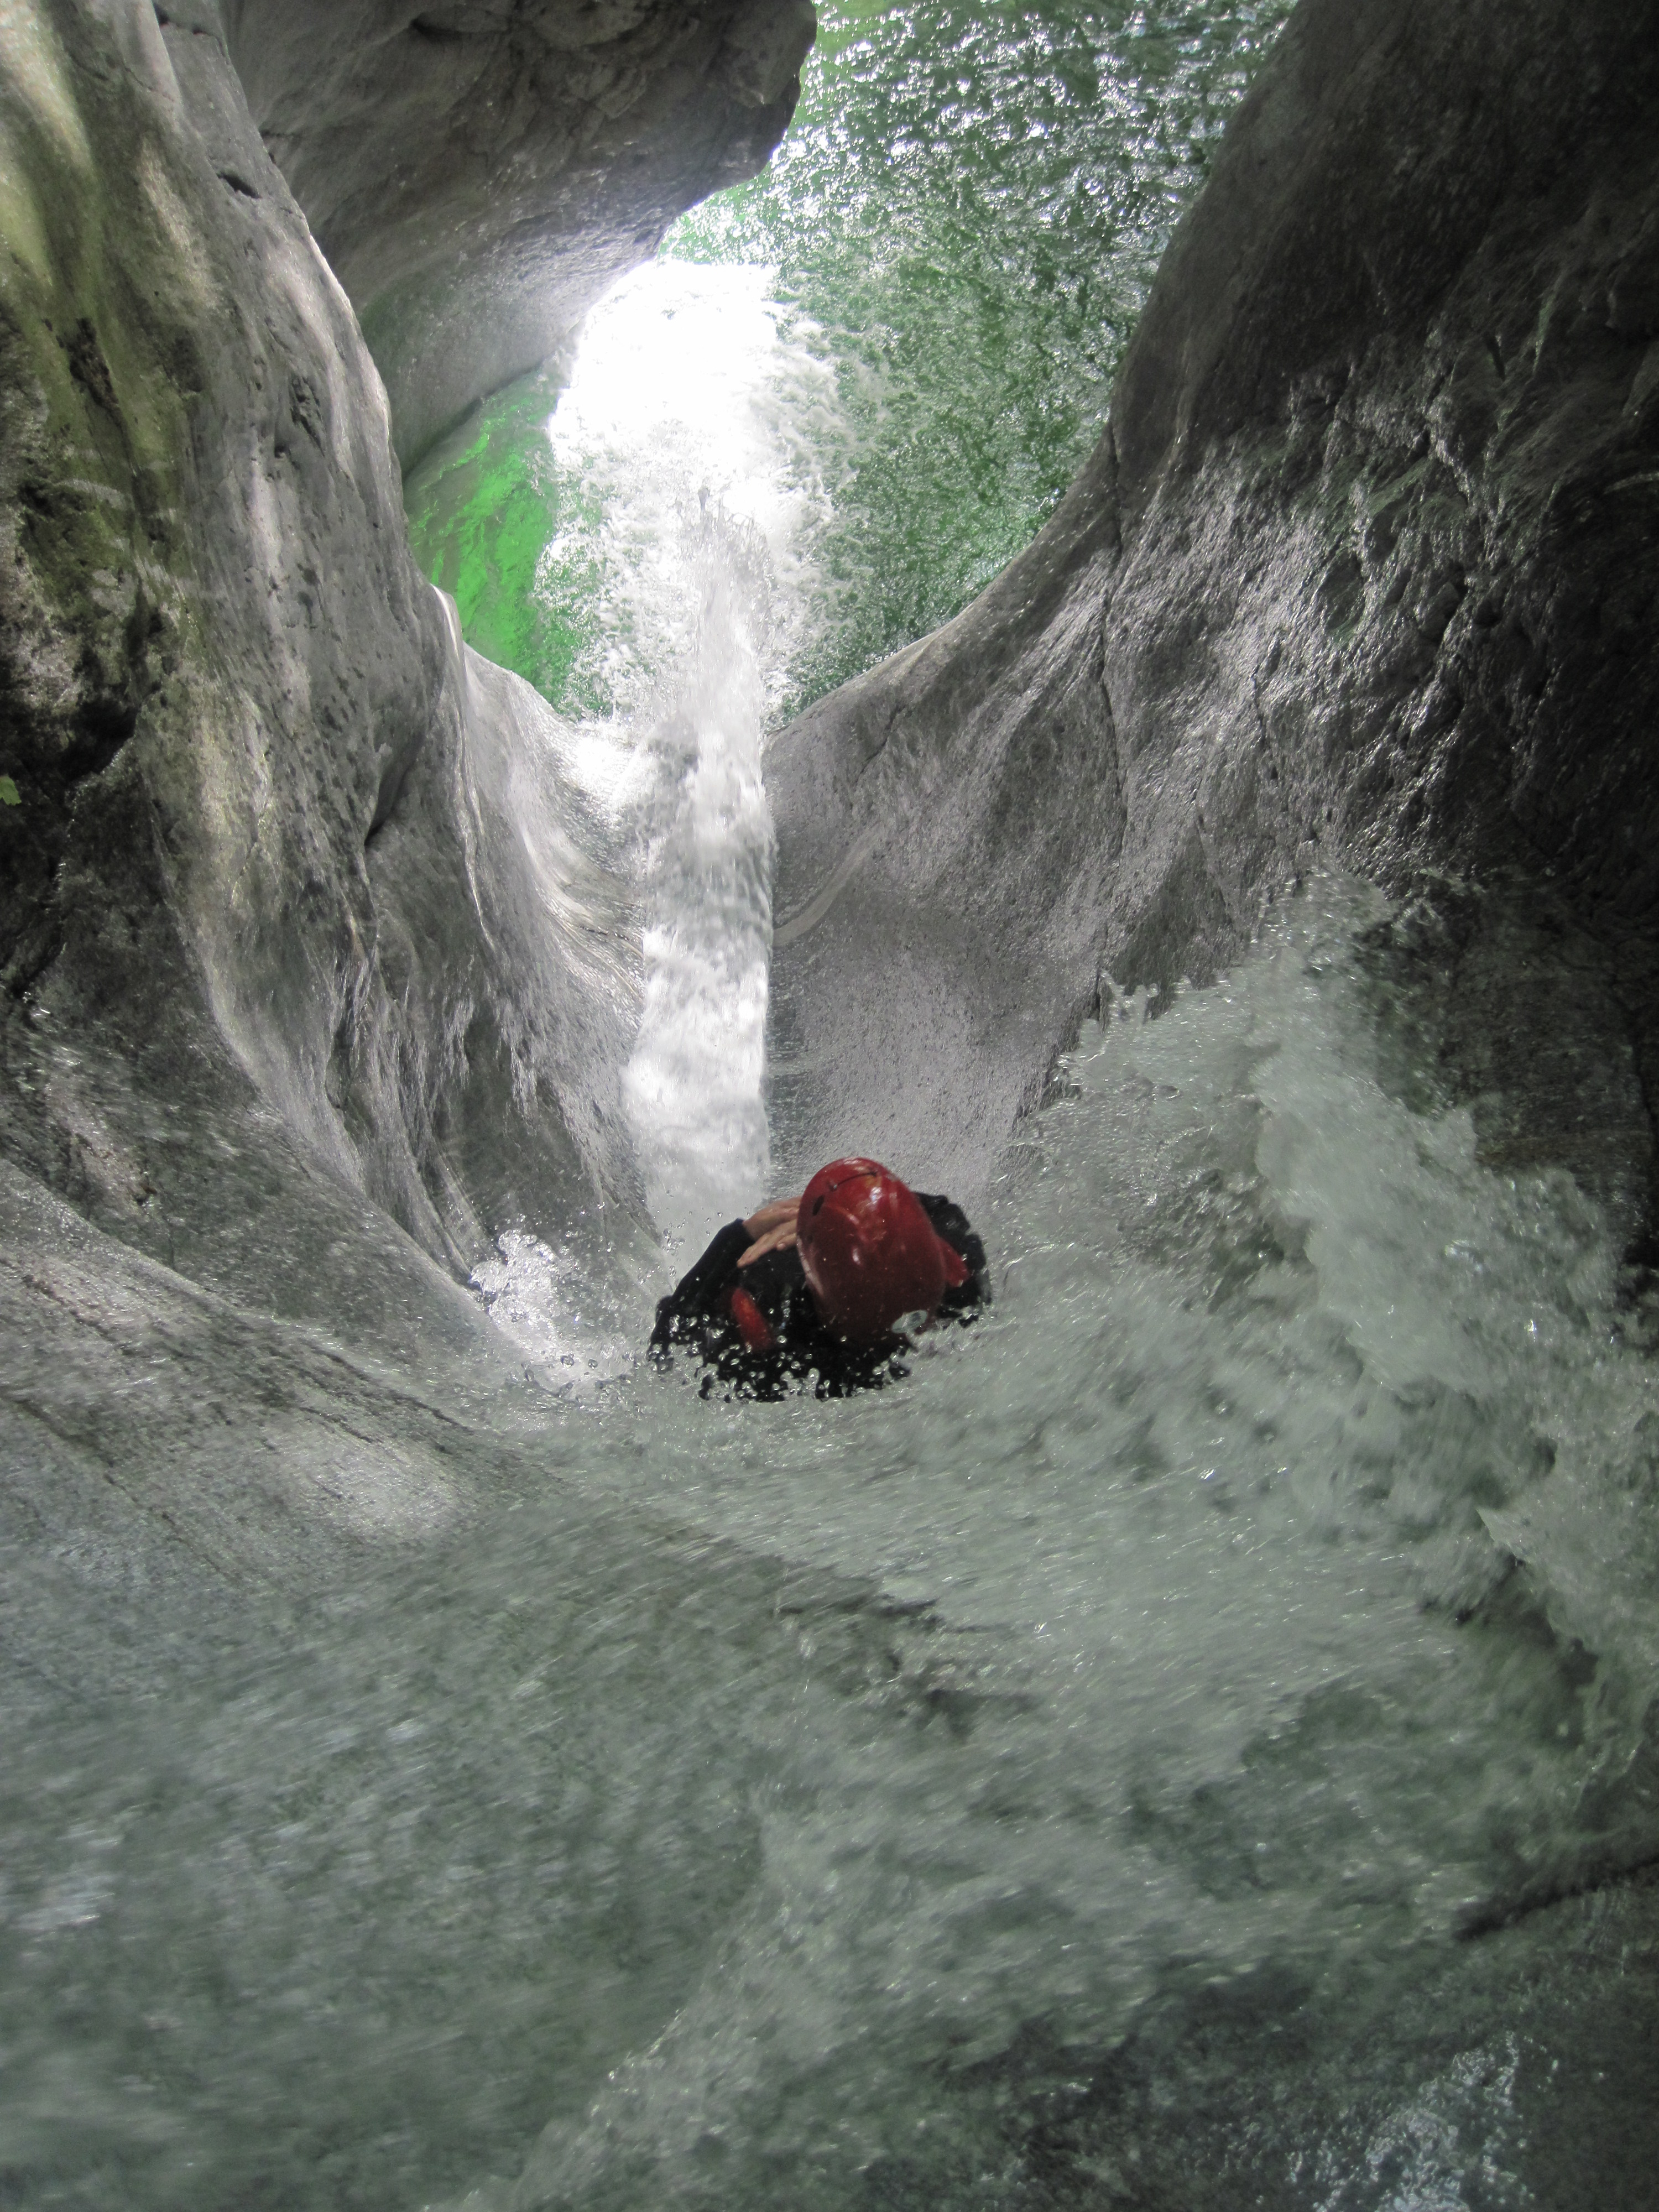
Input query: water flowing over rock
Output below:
<box><xmin>3</xmin><ymin>5</ymin><xmax>1659</xmax><ymax>2207</ymax></box>
<box><xmin>767</xmin><ymin>0</ymin><xmax>1659</xmax><ymax>1209</ymax></box>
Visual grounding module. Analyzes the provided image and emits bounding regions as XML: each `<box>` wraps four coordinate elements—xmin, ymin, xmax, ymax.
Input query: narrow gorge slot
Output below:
<box><xmin>2</xmin><ymin>4</ymin><xmax>1657</xmax><ymax>2210</ymax></box>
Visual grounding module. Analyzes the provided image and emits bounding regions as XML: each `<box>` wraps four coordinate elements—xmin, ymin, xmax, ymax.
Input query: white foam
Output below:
<box><xmin>522</xmin><ymin>261</ymin><xmax>840</xmax><ymax>1268</ymax></box>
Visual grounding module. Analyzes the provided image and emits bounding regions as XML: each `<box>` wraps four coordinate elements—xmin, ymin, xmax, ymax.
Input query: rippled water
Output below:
<box><xmin>7</xmin><ymin>885</ymin><xmax>1658</xmax><ymax>2210</ymax></box>
<box><xmin>7</xmin><ymin>5</ymin><xmax>1659</xmax><ymax>2209</ymax></box>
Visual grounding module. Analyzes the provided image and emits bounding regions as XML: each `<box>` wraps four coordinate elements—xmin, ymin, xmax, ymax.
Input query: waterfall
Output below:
<box><xmin>8</xmin><ymin>7</ymin><xmax>1656</xmax><ymax>2210</ymax></box>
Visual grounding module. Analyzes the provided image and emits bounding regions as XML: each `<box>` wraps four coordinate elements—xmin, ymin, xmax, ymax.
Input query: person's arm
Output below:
<box><xmin>916</xmin><ymin>1193</ymin><xmax>989</xmax><ymax>1308</ymax></box>
<box><xmin>738</xmin><ymin>1194</ymin><xmax>804</xmax><ymax>1268</ymax></box>
<box><xmin>649</xmin><ymin>1218</ymin><xmax>755</xmax><ymax>1350</ymax></box>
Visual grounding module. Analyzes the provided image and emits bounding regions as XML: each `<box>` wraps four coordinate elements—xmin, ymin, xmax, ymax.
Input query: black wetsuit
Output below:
<box><xmin>649</xmin><ymin>1194</ymin><xmax>988</xmax><ymax>1400</ymax></box>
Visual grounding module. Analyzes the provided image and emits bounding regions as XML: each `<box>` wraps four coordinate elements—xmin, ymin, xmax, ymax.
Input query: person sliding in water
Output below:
<box><xmin>649</xmin><ymin>1157</ymin><xmax>988</xmax><ymax>1400</ymax></box>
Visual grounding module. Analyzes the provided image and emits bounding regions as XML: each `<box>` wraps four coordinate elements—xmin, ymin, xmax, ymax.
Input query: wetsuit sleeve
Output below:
<box><xmin>916</xmin><ymin>1193</ymin><xmax>988</xmax><ymax>1311</ymax></box>
<box><xmin>649</xmin><ymin>1219</ymin><xmax>754</xmax><ymax>1351</ymax></box>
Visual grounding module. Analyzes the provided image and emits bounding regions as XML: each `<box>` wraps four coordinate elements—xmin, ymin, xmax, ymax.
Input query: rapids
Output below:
<box><xmin>7</xmin><ymin>879</ymin><xmax>1658</xmax><ymax>2211</ymax></box>
<box><xmin>3</xmin><ymin>6</ymin><xmax>1657</xmax><ymax>2210</ymax></box>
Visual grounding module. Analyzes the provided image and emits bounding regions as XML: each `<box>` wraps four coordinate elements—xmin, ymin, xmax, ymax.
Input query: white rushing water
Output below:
<box><xmin>469</xmin><ymin>260</ymin><xmax>837</xmax><ymax>1371</ymax></box>
<box><xmin>7</xmin><ymin>253</ymin><xmax>1658</xmax><ymax>2212</ymax></box>
<box><xmin>478</xmin><ymin>880</ymin><xmax>1655</xmax><ymax>2206</ymax></box>
<box><xmin>538</xmin><ymin>262</ymin><xmax>837</xmax><ymax>1258</ymax></box>
<box><xmin>432</xmin><ymin>260</ymin><xmax>1658</xmax><ymax>2203</ymax></box>
<box><xmin>7</xmin><ymin>867</ymin><xmax>1657</xmax><ymax>2209</ymax></box>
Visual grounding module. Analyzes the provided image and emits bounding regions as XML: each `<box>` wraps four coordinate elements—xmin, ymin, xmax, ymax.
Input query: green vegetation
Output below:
<box><xmin>0</xmin><ymin>14</ymin><xmax>196</xmax><ymax>752</ymax></box>
<box><xmin>675</xmin><ymin>1</ymin><xmax>1292</xmax><ymax>710</ymax></box>
<box><xmin>404</xmin><ymin>2</ymin><xmax>1292</xmax><ymax>721</ymax></box>
<box><xmin>402</xmin><ymin>368</ymin><xmax>611</xmax><ymax>718</ymax></box>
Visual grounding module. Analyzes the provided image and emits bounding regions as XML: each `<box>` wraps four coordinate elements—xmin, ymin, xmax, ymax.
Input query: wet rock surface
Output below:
<box><xmin>766</xmin><ymin>0</ymin><xmax>1659</xmax><ymax>1214</ymax></box>
<box><xmin>0</xmin><ymin>0</ymin><xmax>643</xmax><ymax>1364</ymax></box>
<box><xmin>217</xmin><ymin>0</ymin><xmax>816</xmax><ymax>465</ymax></box>
<box><xmin>1</xmin><ymin>8</ymin><xmax>1656</xmax><ymax>2206</ymax></box>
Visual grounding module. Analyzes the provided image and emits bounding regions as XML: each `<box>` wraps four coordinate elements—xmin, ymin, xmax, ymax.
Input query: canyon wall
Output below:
<box><xmin>7</xmin><ymin>0</ymin><xmax>1656</xmax><ymax>1331</ymax></box>
<box><xmin>766</xmin><ymin>0</ymin><xmax>1659</xmax><ymax>1214</ymax></box>
<box><xmin>218</xmin><ymin>0</ymin><xmax>816</xmax><ymax>466</ymax></box>
<box><xmin>0</xmin><ymin>0</ymin><xmax>808</xmax><ymax>1358</ymax></box>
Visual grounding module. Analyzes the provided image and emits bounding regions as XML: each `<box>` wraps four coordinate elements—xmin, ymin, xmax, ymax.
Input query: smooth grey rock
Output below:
<box><xmin>0</xmin><ymin>0</ymin><xmax>643</xmax><ymax>1350</ymax></box>
<box><xmin>766</xmin><ymin>0</ymin><xmax>1659</xmax><ymax>1219</ymax></box>
<box><xmin>218</xmin><ymin>0</ymin><xmax>816</xmax><ymax>466</ymax></box>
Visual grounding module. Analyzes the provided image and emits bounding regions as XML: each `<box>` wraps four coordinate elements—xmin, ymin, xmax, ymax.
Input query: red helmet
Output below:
<box><xmin>796</xmin><ymin>1157</ymin><xmax>968</xmax><ymax>1343</ymax></box>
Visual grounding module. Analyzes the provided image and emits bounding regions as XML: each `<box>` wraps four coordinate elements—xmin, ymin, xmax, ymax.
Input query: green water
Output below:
<box><xmin>404</xmin><ymin>0</ymin><xmax>1291</xmax><ymax>721</ymax></box>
